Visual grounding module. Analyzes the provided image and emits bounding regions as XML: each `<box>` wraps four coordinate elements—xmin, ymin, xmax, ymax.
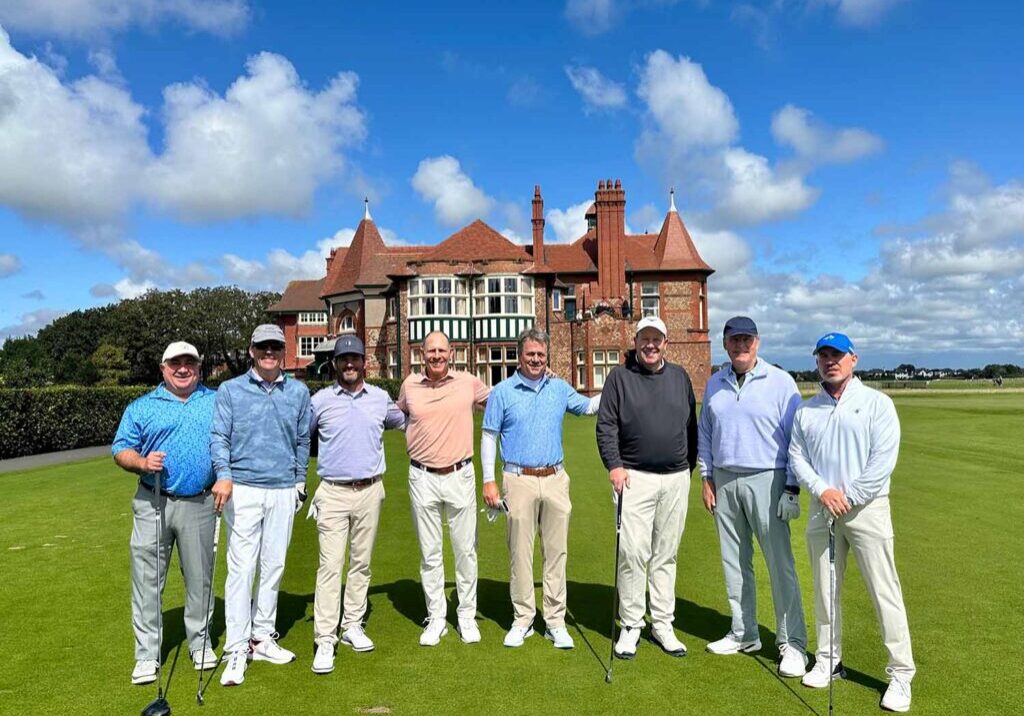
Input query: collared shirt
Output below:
<box><xmin>697</xmin><ymin>359</ymin><xmax>802</xmax><ymax>484</ymax></box>
<box><xmin>113</xmin><ymin>383</ymin><xmax>216</xmax><ymax>496</ymax></box>
<box><xmin>248</xmin><ymin>367</ymin><xmax>285</xmax><ymax>394</ymax></box>
<box><xmin>788</xmin><ymin>377</ymin><xmax>901</xmax><ymax>505</ymax></box>
<box><xmin>310</xmin><ymin>382</ymin><xmax>406</xmax><ymax>480</ymax></box>
<box><xmin>397</xmin><ymin>370</ymin><xmax>489</xmax><ymax>468</ymax></box>
<box><xmin>210</xmin><ymin>371</ymin><xmax>311</xmax><ymax>488</ymax></box>
<box><xmin>482</xmin><ymin>372</ymin><xmax>594</xmax><ymax>479</ymax></box>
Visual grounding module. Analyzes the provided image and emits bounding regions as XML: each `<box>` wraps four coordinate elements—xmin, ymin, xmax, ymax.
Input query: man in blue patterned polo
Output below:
<box><xmin>481</xmin><ymin>327</ymin><xmax>600</xmax><ymax>650</ymax></box>
<box><xmin>113</xmin><ymin>341</ymin><xmax>218</xmax><ymax>686</ymax></box>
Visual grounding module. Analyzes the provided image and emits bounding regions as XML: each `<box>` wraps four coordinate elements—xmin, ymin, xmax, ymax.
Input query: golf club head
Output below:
<box><xmin>141</xmin><ymin>696</ymin><xmax>171</xmax><ymax>716</ymax></box>
<box><xmin>605</xmin><ymin>673</ymin><xmax>612</xmax><ymax>684</ymax></box>
<box><xmin>196</xmin><ymin>691</ymin><xmax>204</xmax><ymax>706</ymax></box>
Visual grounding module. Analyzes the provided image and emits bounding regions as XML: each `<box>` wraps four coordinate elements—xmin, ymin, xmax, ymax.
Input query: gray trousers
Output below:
<box><xmin>713</xmin><ymin>467</ymin><xmax>806</xmax><ymax>648</ymax></box>
<box><xmin>130</xmin><ymin>485</ymin><xmax>216</xmax><ymax>660</ymax></box>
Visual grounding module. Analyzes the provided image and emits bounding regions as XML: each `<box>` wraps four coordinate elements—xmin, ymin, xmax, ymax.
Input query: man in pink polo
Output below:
<box><xmin>397</xmin><ymin>330</ymin><xmax>489</xmax><ymax>647</ymax></box>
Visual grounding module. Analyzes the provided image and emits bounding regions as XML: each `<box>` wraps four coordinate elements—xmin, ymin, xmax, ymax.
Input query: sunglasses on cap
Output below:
<box><xmin>253</xmin><ymin>341</ymin><xmax>285</xmax><ymax>351</ymax></box>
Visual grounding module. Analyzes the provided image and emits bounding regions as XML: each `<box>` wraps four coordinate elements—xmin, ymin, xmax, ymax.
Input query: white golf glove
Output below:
<box><xmin>295</xmin><ymin>484</ymin><xmax>307</xmax><ymax>514</ymax></box>
<box><xmin>777</xmin><ymin>492</ymin><xmax>800</xmax><ymax>521</ymax></box>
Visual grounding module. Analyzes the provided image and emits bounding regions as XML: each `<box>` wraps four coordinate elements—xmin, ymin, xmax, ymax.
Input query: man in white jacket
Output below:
<box><xmin>788</xmin><ymin>332</ymin><xmax>915</xmax><ymax>713</ymax></box>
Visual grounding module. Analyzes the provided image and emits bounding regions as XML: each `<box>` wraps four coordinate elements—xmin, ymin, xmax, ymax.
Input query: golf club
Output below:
<box><xmin>141</xmin><ymin>469</ymin><xmax>171</xmax><ymax>716</ymax></box>
<box><xmin>605</xmin><ymin>492</ymin><xmax>624</xmax><ymax>684</ymax></box>
<box><xmin>828</xmin><ymin>516</ymin><xmax>836</xmax><ymax>716</ymax></box>
<box><xmin>196</xmin><ymin>510</ymin><xmax>222</xmax><ymax>706</ymax></box>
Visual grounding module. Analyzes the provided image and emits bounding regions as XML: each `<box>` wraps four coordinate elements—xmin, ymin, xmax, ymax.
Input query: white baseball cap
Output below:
<box><xmin>162</xmin><ymin>341</ymin><xmax>200</xmax><ymax>362</ymax></box>
<box><xmin>635</xmin><ymin>316</ymin><xmax>668</xmax><ymax>338</ymax></box>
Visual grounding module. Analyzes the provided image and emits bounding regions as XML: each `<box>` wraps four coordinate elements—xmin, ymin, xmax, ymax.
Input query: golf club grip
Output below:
<box><xmin>212</xmin><ymin>513</ymin><xmax>222</xmax><ymax>548</ymax></box>
<box><xmin>615</xmin><ymin>490</ymin><xmax>623</xmax><ymax>531</ymax></box>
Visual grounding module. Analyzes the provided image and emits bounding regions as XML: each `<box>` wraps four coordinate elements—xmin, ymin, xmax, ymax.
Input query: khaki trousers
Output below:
<box><xmin>502</xmin><ymin>469</ymin><xmax>572</xmax><ymax>629</ymax></box>
<box><xmin>617</xmin><ymin>468</ymin><xmax>691</xmax><ymax>629</ymax></box>
<box><xmin>807</xmin><ymin>496</ymin><xmax>916</xmax><ymax>681</ymax></box>
<box><xmin>312</xmin><ymin>479</ymin><xmax>385</xmax><ymax>644</ymax></box>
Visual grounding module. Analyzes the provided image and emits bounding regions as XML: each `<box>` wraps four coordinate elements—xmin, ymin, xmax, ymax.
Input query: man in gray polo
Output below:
<box><xmin>309</xmin><ymin>336</ymin><xmax>406</xmax><ymax>674</ymax></box>
<box><xmin>113</xmin><ymin>341</ymin><xmax>218</xmax><ymax>685</ymax></box>
<box><xmin>698</xmin><ymin>316</ymin><xmax>807</xmax><ymax>677</ymax></box>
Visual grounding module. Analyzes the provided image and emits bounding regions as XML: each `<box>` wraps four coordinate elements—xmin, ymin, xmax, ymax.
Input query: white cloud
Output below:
<box><xmin>112</xmin><ymin>277</ymin><xmax>156</xmax><ymax>299</ymax></box>
<box><xmin>0</xmin><ymin>308</ymin><xmax>66</xmax><ymax>341</ymax></box>
<box><xmin>507</xmin><ymin>76</ymin><xmax>543</xmax><ymax>108</ymax></box>
<box><xmin>149</xmin><ymin>53</ymin><xmax>366</xmax><ymax>221</ymax></box>
<box><xmin>21</xmin><ymin>289</ymin><xmax>45</xmax><ymax>300</ymax></box>
<box><xmin>564</xmin><ymin>0</ymin><xmax>617</xmax><ymax>36</ymax></box>
<box><xmin>546</xmin><ymin>200</ymin><xmax>593</xmax><ymax>243</ymax></box>
<box><xmin>565</xmin><ymin>65</ymin><xmax>627</xmax><ymax>112</ymax></box>
<box><xmin>689</xmin><ymin>225</ymin><xmax>755</xmax><ymax>274</ymax></box>
<box><xmin>772</xmin><ymin>104</ymin><xmax>883</xmax><ymax>165</ymax></box>
<box><xmin>411</xmin><ymin>156</ymin><xmax>495</xmax><ymax>227</ymax></box>
<box><xmin>945</xmin><ymin>180</ymin><xmax>1024</xmax><ymax>250</ymax></box>
<box><xmin>710</xmin><ymin>148</ymin><xmax>819</xmax><ymax>226</ymax></box>
<box><xmin>628</xmin><ymin>203</ymin><xmax>662</xmax><ymax>234</ymax></box>
<box><xmin>636</xmin><ymin>51</ymin><xmax>738</xmax><ymax>153</ymax></box>
<box><xmin>819</xmin><ymin>0</ymin><xmax>906</xmax><ymax>27</ymax></box>
<box><xmin>0</xmin><ymin>253</ymin><xmax>22</xmax><ymax>277</ymax></box>
<box><xmin>0</xmin><ymin>0</ymin><xmax>249</xmax><ymax>39</ymax></box>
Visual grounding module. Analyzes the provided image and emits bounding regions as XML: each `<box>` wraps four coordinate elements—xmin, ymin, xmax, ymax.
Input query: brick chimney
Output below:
<box><xmin>532</xmin><ymin>184</ymin><xmax>545</xmax><ymax>265</ymax></box>
<box><xmin>595</xmin><ymin>178</ymin><xmax>626</xmax><ymax>299</ymax></box>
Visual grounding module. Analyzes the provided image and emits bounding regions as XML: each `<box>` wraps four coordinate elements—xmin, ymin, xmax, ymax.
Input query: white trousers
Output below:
<box><xmin>223</xmin><ymin>483</ymin><xmax>296</xmax><ymax>653</ymax></box>
<box><xmin>407</xmin><ymin>463</ymin><xmax>478</xmax><ymax>621</ymax></box>
<box><xmin>617</xmin><ymin>468</ymin><xmax>691</xmax><ymax>629</ymax></box>
<box><xmin>807</xmin><ymin>496</ymin><xmax>916</xmax><ymax>681</ymax></box>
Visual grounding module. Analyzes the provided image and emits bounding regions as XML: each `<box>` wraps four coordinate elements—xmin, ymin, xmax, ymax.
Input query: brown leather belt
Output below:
<box><xmin>326</xmin><ymin>475</ymin><xmax>382</xmax><ymax>489</ymax></box>
<box><xmin>504</xmin><ymin>463</ymin><xmax>562</xmax><ymax>477</ymax></box>
<box><xmin>410</xmin><ymin>458</ymin><xmax>473</xmax><ymax>475</ymax></box>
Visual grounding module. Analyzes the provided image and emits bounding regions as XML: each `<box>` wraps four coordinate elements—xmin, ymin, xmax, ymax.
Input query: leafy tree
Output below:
<box><xmin>0</xmin><ymin>336</ymin><xmax>53</xmax><ymax>387</ymax></box>
<box><xmin>91</xmin><ymin>342</ymin><xmax>130</xmax><ymax>385</ymax></box>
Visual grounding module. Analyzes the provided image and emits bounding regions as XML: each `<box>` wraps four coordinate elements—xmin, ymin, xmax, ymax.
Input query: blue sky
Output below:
<box><xmin>0</xmin><ymin>0</ymin><xmax>1021</xmax><ymax>369</ymax></box>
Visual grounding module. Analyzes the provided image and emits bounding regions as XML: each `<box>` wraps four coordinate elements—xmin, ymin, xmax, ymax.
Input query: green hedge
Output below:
<box><xmin>0</xmin><ymin>385</ymin><xmax>151</xmax><ymax>460</ymax></box>
<box><xmin>0</xmin><ymin>377</ymin><xmax>403</xmax><ymax>460</ymax></box>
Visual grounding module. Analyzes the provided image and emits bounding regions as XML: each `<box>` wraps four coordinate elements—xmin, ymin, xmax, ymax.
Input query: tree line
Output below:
<box><xmin>0</xmin><ymin>287</ymin><xmax>280</xmax><ymax>388</ymax></box>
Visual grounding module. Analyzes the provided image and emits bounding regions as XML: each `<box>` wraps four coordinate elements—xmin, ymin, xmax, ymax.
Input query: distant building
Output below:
<box><xmin>270</xmin><ymin>180</ymin><xmax>715</xmax><ymax>397</ymax></box>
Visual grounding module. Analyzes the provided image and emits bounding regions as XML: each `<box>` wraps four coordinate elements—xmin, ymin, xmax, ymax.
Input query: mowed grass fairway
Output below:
<box><xmin>2</xmin><ymin>393</ymin><xmax>1022</xmax><ymax>715</ymax></box>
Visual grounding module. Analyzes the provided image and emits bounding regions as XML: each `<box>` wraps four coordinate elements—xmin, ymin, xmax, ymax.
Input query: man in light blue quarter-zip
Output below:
<box><xmin>210</xmin><ymin>324</ymin><xmax>311</xmax><ymax>687</ymax></box>
<box><xmin>113</xmin><ymin>341</ymin><xmax>218</xmax><ymax>686</ymax></box>
<box><xmin>698</xmin><ymin>316</ymin><xmax>807</xmax><ymax>678</ymax></box>
<box><xmin>789</xmin><ymin>332</ymin><xmax>915</xmax><ymax>713</ymax></box>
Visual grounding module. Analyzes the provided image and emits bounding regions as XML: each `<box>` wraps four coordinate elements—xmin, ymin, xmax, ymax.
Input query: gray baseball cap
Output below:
<box><xmin>251</xmin><ymin>324</ymin><xmax>285</xmax><ymax>344</ymax></box>
<box><xmin>333</xmin><ymin>335</ymin><xmax>365</xmax><ymax>357</ymax></box>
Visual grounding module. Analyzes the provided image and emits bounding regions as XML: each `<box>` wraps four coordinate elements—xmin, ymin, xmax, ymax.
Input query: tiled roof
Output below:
<box><xmin>420</xmin><ymin>220</ymin><xmax>530</xmax><ymax>262</ymax></box>
<box><xmin>321</xmin><ymin>218</ymin><xmax>388</xmax><ymax>297</ymax></box>
<box><xmin>267</xmin><ymin>279</ymin><xmax>325</xmax><ymax>313</ymax></box>
<box><xmin>653</xmin><ymin>210</ymin><xmax>712</xmax><ymax>272</ymax></box>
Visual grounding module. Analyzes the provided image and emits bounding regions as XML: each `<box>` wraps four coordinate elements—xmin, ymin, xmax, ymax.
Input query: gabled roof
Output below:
<box><xmin>420</xmin><ymin>220</ymin><xmax>530</xmax><ymax>263</ymax></box>
<box><xmin>267</xmin><ymin>279</ymin><xmax>325</xmax><ymax>313</ymax></box>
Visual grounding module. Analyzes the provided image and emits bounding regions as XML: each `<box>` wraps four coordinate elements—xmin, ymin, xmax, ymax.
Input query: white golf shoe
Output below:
<box><xmin>614</xmin><ymin>627</ymin><xmax>641</xmax><ymax>659</ymax></box>
<box><xmin>220</xmin><ymin>650</ymin><xmax>248</xmax><ymax>686</ymax></box>
<box><xmin>801</xmin><ymin>658</ymin><xmax>846</xmax><ymax>688</ymax></box>
<box><xmin>191</xmin><ymin>647</ymin><xmax>218</xmax><ymax>671</ymax></box>
<box><xmin>778</xmin><ymin>643</ymin><xmax>808</xmax><ymax>677</ymax></box>
<box><xmin>650</xmin><ymin>624</ymin><xmax>687</xmax><ymax>657</ymax></box>
<box><xmin>341</xmin><ymin>626</ymin><xmax>375</xmax><ymax>652</ymax></box>
<box><xmin>311</xmin><ymin>641</ymin><xmax>336</xmax><ymax>674</ymax></box>
<box><xmin>706</xmin><ymin>633</ymin><xmax>762</xmax><ymax>655</ymax></box>
<box><xmin>458</xmin><ymin>618</ymin><xmax>481</xmax><ymax>644</ymax></box>
<box><xmin>419</xmin><ymin>618</ymin><xmax>448</xmax><ymax>646</ymax></box>
<box><xmin>131</xmin><ymin>659</ymin><xmax>158</xmax><ymax>685</ymax></box>
<box><xmin>503</xmin><ymin>625</ymin><xmax>535</xmax><ymax>647</ymax></box>
<box><xmin>544</xmin><ymin>626</ymin><xmax>575</xmax><ymax>650</ymax></box>
<box><xmin>881</xmin><ymin>675</ymin><xmax>912</xmax><ymax>712</ymax></box>
<box><xmin>250</xmin><ymin>634</ymin><xmax>295</xmax><ymax>664</ymax></box>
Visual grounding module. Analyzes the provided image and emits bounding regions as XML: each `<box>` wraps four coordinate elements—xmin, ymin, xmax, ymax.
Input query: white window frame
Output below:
<box><xmin>564</xmin><ymin>285</ymin><xmax>577</xmax><ymax>320</ymax></box>
<box><xmin>410</xmin><ymin>348</ymin><xmax>423</xmax><ymax>375</ymax></box>
<box><xmin>298</xmin><ymin>336</ymin><xmax>318</xmax><ymax>358</ymax></box>
<box><xmin>552</xmin><ymin>288</ymin><xmax>562</xmax><ymax>312</ymax></box>
<box><xmin>576</xmin><ymin>351</ymin><xmax>585</xmax><ymax>387</ymax></box>
<box><xmin>298</xmin><ymin>311</ymin><xmax>327</xmax><ymax>325</ymax></box>
<box><xmin>473</xmin><ymin>275</ymin><xmax>534</xmax><ymax>317</ymax></box>
<box><xmin>339</xmin><ymin>314</ymin><xmax>355</xmax><ymax>333</ymax></box>
<box><xmin>475</xmin><ymin>344</ymin><xmax>518</xmax><ymax>385</ymax></box>
<box><xmin>408</xmin><ymin>276</ymin><xmax>469</xmax><ymax>318</ymax></box>
<box><xmin>592</xmin><ymin>349</ymin><xmax>620</xmax><ymax>388</ymax></box>
<box><xmin>640</xmin><ymin>282</ymin><xmax>660</xmax><ymax>318</ymax></box>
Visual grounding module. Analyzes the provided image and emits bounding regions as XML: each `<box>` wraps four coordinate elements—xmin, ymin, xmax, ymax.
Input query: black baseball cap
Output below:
<box><xmin>723</xmin><ymin>316</ymin><xmax>758</xmax><ymax>337</ymax></box>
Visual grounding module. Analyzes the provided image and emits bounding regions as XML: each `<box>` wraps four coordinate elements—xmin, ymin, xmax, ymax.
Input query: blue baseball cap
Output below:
<box><xmin>813</xmin><ymin>332</ymin><xmax>855</xmax><ymax>355</ymax></box>
<box><xmin>723</xmin><ymin>316</ymin><xmax>758</xmax><ymax>337</ymax></box>
<box><xmin>333</xmin><ymin>335</ymin><xmax>365</xmax><ymax>357</ymax></box>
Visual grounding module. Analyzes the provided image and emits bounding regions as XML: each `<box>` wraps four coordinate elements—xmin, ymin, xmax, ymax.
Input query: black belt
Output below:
<box><xmin>139</xmin><ymin>480</ymin><xmax>211</xmax><ymax>499</ymax></box>
<box><xmin>410</xmin><ymin>458</ymin><xmax>472</xmax><ymax>475</ymax></box>
<box><xmin>325</xmin><ymin>475</ymin><xmax>382</xmax><ymax>489</ymax></box>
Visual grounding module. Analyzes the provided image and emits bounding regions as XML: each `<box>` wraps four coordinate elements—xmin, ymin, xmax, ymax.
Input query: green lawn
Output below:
<box><xmin>2</xmin><ymin>394</ymin><xmax>1022</xmax><ymax>715</ymax></box>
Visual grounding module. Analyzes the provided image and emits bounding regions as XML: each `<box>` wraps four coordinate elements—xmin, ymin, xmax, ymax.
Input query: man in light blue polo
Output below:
<box><xmin>698</xmin><ymin>316</ymin><xmax>807</xmax><ymax>677</ymax></box>
<box><xmin>481</xmin><ymin>327</ymin><xmax>599</xmax><ymax>650</ymax></box>
<box><xmin>309</xmin><ymin>335</ymin><xmax>406</xmax><ymax>675</ymax></box>
<box><xmin>113</xmin><ymin>341</ymin><xmax>218</xmax><ymax>685</ymax></box>
<box><xmin>211</xmin><ymin>324</ymin><xmax>311</xmax><ymax>687</ymax></box>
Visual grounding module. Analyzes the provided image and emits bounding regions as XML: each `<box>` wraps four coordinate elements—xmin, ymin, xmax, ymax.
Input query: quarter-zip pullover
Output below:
<box><xmin>697</xmin><ymin>359</ymin><xmax>801</xmax><ymax>484</ymax></box>
<box><xmin>788</xmin><ymin>377</ymin><xmax>900</xmax><ymax>505</ymax></box>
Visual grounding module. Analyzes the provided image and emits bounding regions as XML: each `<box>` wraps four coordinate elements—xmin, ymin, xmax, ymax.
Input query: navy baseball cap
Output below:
<box><xmin>723</xmin><ymin>316</ymin><xmax>758</xmax><ymax>337</ymax></box>
<box><xmin>333</xmin><ymin>335</ymin><xmax>365</xmax><ymax>357</ymax></box>
<box><xmin>813</xmin><ymin>332</ymin><xmax>855</xmax><ymax>355</ymax></box>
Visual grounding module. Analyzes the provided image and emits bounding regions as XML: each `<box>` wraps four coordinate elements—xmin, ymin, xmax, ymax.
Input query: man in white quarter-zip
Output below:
<box><xmin>698</xmin><ymin>317</ymin><xmax>807</xmax><ymax>678</ymax></box>
<box><xmin>789</xmin><ymin>332</ymin><xmax>915</xmax><ymax>713</ymax></box>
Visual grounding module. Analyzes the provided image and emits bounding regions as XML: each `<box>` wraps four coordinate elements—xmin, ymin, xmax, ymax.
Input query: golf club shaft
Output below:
<box><xmin>154</xmin><ymin>468</ymin><xmax>165</xmax><ymax>701</ymax></box>
<box><xmin>606</xmin><ymin>492</ymin><xmax>624</xmax><ymax>682</ymax></box>
<box><xmin>197</xmin><ymin>511</ymin><xmax>222</xmax><ymax>704</ymax></box>
<box><xmin>828</xmin><ymin>517</ymin><xmax>836</xmax><ymax>716</ymax></box>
